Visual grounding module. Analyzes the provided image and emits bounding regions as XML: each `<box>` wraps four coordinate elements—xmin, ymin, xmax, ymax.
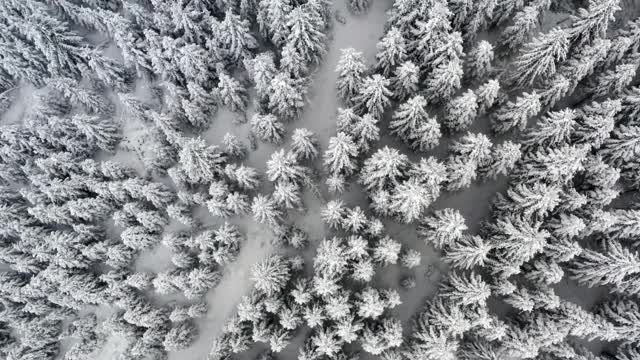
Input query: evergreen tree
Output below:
<box><xmin>389</xmin><ymin>177</ymin><xmax>436</xmax><ymax>223</ymax></box>
<box><xmin>336</xmin><ymin>48</ymin><xmax>367</xmax><ymax>104</ymax></box>
<box><xmin>251</xmin><ymin>113</ymin><xmax>285</xmax><ymax>144</ymax></box>
<box><xmin>499</xmin><ymin>6</ymin><xmax>544</xmax><ymax>56</ymax></box>
<box><xmin>476</xmin><ymin>79</ymin><xmax>501</xmax><ymax>113</ymax></box>
<box><xmin>560</xmin><ymin>38</ymin><xmax>611</xmax><ymax>90</ymax></box>
<box><xmin>251</xmin><ymin>195</ymin><xmax>283</xmax><ymax>228</ymax></box>
<box><xmin>290</xmin><ymin>128</ymin><xmax>318</xmax><ymax>161</ymax></box>
<box><xmin>163</xmin><ymin>321</ymin><xmax>197</xmax><ymax>351</ymax></box>
<box><xmin>492</xmin><ymin>92</ymin><xmax>541</xmax><ymax>133</ymax></box>
<box><xmin>443</xmin><ymin>235</ymin><xmax>491</xmax><ymax>270</ymax></box>
<box><xmin>570</xmin><ymin>240</ymin><xmax>640</xmax><ymax>288</ymax></box>
<box><xmin>352</xmin><ymin>113</ymin><xmax>381</xmax><ymax>153</ymax></box>
<box><xmin>217</xmin><ymin>73</ymin><xmax>248</xmax><ymax>112</ymax></box>
<box><xmin>286</xmin><ymin>6</ymin><xmax>327</xmax><ymax>65</ymax></box>
<box><xmin>375</xmin><ymin>28</ymin><xmax>407</xmax><ymax>77</ymax></box>
<box><xmin>425</xmin><ymin>58</ymin><xmax>463</xmax><ymax>103</ymax></box>
<box><xmin>360</xmin><ymin>146</ymin><xmax>409</xmax><ymax>191</ymax></box>
<box><xmin>354</xmin><ymin>74</ymin><xmax>392</xmax><ymax>119</ymax></box>
<box><xmin>245</xmin><ymin>52</ymin><xmax>277</xmax><ymax>98</ymax></box>
<box><xmin>443</xmin><ymin>90</ymin><xmax>478</xmax><ymax>132</ymax></box>
<box><xmin>587</xmin><ymin>59</ymin><xmax>639</xmax><ymax>98</ymax></box>
<box><xmin>390</xmin><ymin>61</ymin><xmax>419</xmax><ymax>101</ymax></box>
<box><xmin>390</xmin><ymin>95</ymin><xmax>441</xmax><ymax>151</ymax></box>
<box><xmin>464</xmin><ymin>0</ymin><xmax>498</xmax><ymax>41</ymax></box>
<box><xmin>321</xmin><ymin>200</ymin><xmax>345</xmax><ymax>229</ymax></box>
<box><xmin>511</xmin><ymin>28</ymin><xmax>570</xmax><ymax>88</ymax></box>
<box><xmin>521</xmin><ymin>109</ymin><xmax>576</xmax><ymax>149</ymax></box>
<box><xmin>466</xmin><ymin>40</ymin><xmax>494</xmax><ymax>80</ymax></box>
<box><xmin>323</xmin><ymin>132</ymin><xmax>359</xmax><ymax>176</ymax></box>
<box><xmin>210</xmin><ymin>9</ymin><xmax>257</xmax><ymax>62</ymax></box>
<box><xmin>373</xmin><ymin>236</ymin><xmax>402</xmax><ymax>265</ymax></box>
<box><xmin>268</xmin><ymin>72</ymin><xmax>307</xmax><ymax>121</ymax></box>
<box><xmin>574</xmin><ymin>99</ymin><xmax>621</xmax><ymax>148</ymax></box>
<box><xmin>568</xmin><ymin>0</ymin><xmax>621</xmax><ymax>46</ymax></box>
<box><xmin>251</xmin><ymin>255</ymin><xmax>291</xmax><ymax>296</ymax></box>
<box><xmin>440</xmin><ymin>271</ymin><xmax>491</xmax><ymax>306</ymax></box>
<box><xmin>419</xmin><ymin>209</ymin><xmax>467</xmax><ymax>249</ymax></box>
<box><xmin>479</xmin><ymin>141</ymin><xmax>521</xmax><ymax>179</ymax></box>
<box><xmin>179</xmin><ymin>137</ymin><xmax>226</xmax><ymax>184</ymax></box>
<box><xmin>266</xmin><ymin>149</ymin><xmax>306</xmax><ymax>184</ymax></box>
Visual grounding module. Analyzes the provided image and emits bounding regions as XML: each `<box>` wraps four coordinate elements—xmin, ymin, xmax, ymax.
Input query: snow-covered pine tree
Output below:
<box><xmin>510</xmin><ymin>28</ymin><xmax>570</xmax><ymax>88</ymax></box>
<box><xmin>354</xmin><ymin>74</ymin><xmax>392</xmax><ymax>119</ymax></box>
<box><xmin>443</xmin><ymin>90</ymin><xmax>478</xmax><ymax>132</ymax></box>
<box><xmin>217</xmin><ymin>72</ymin><xmax>248</xmax><ymax>113</ymax></box>
<box><xmin>418</xmin><ymin>208</ymin><xmax>467</xmax><ymax>249</ymax></box>
<box><xmin>336</xmin><ymin>48</ymin><xmax>367</xmax><ymax>105</ymax></box>
<box><xmin>323</xmin><ymin>132</ymin><xmax>359</xmax><ymax>176</ymax></box>
<box><xmin>568</xmin><ymin>0</ymin><xmax>621</xmax><ymax>46</ymax></box>
<box><xmin>479</xmin><ymin>141</ymin><xmax>521</xmax><ymax>180</ymax></box>
<box><xmin>375</xmin><ymin>28</ymin><xmax>407</xmax><ymax>77</ymax></box>
<box><xmin>390</xmin><ymin>61</ymin><xmax>419</xmax><ymax>101</ymax></box>
<box><xmin>210</xmin><ymin>9</ymin><xmax>257</xmax><ymax>63</ymax></box>
<box><xmin>285</xmin><ymin>5</ymin><xmax>327</xmax><ymax>65</ymax></box>
<box><xmin>476</xmin><ymin>79</ymin><xmax>501</xmax><ymax>114</ymax></box>
<box><xmin>466</xmin><ymin>40</ymin><xmax>494</xmax><ymax>80</ymax></box>
<box><xmin>268</xmin><ymin>72</ymin><xmax>307</xmax><ymax>121</ymax></box>
<box><xmin>492</xmin><ymin>92</ymin><xmax>541</xmax><ymax>133</ymax></box>
<box><xmin>425</xmin><ymin>58</ymin><xmax>463</xmax><ymax>103</ymax></box>
<box><xmin>290</xmin><ymin>128</ymin><xmax>319</xmax><ymax>161</ymax></box>
<box><xmin>251</xmin><ymin>113</ymin><xmax>285</xmax><ymax>144</ymax></box>
<box><xmin>251</xmin><ymin>255</ymin><xmax>291</xmax><ymax>296</ymax></box>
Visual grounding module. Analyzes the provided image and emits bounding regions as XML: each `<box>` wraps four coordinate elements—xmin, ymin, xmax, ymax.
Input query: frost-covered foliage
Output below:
<box><xmin>3</xmin><ymin>0</ymin><xmax>640</xmax><ymax>359</ymax></box>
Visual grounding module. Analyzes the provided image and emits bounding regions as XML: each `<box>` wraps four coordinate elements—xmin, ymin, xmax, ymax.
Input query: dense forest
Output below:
<box><xmin>1</xmin><ymin>0</ymin><xmax>640</xmax><ymax>360</ymax></box>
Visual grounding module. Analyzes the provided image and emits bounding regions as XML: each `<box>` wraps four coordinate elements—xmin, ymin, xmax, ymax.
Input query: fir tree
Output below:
<box><xmin>443</xmin><ymin>90</ymin><xmax>478</xmax><ymax>132</ymax></box>
<box><xmin>511</xmin><ymin>28</ymin><xmax>570</xmax><ymax>88</ymax></box>
<box><xmin>476</xmin><ymin>79</ymin><xmax>501</xmax><ymax>113</ymax></box>
<box><xmin>479</xmin><ymin>141</ymin><xmax>521</xmax><ymax>179</ymax></box>
<box><xmin>419</xmin><ymin>209</ymin><xmax>467</xmax><ymax>249</ymax></box>
<box><xmin>425</xmin><ymin>58</ymin><xmax>463</xmax><ymax>103</ymax></box>
<box><xmin>290</xmin><ymin>128</ymin><xmax>318</xmax><ymax>160</ymax></box>
<box><xmin>570</xmin><ymin>240</ymin><xmax>640</xmax><ymax>288</ymax></box>
<box><xmin>251</xmin><ymin>113</ymin><xmax>285</xmax><ymax>144</ymax></box>
<box><xmin>286</xmin><ymin>6</ymin><xmax>327</xmax><ymax>65</ymax></box>
<box><xmin>266</xmin><ymin>149</ymin><xmax>306</xmax><ymax>184</ymax></box>
<box><xmin>251</xmin><ymin>195</ymin><xmax>283</xmax><ymax>228</ymax></box>
<box><xmin>210</xmin><ymin>9</ymin><xmax>257</xmax><ymax>62</ymax></box>
<box><xmin>574</xmin><ymin>99</ymin><xmax>621</xmax><ymax>148</ymax></box>
<box><xmin>440</xmin><ymin>271</ymin><xmax>491</xmax><ymax>306</ymax></box>
<box><xmin>179</xmin><ymin>137</ymin><xmax>226</xmax><ymax>184</ymax></box>
<box><xmin>251</xmin><ymin>255</ymin><xmax>291</xmax><ymax>296</ymax></box>
<box><xmin>245</xmin><ymin>52</ymin><xmax>277</xmax><ymax>98</ymax></box>
<box><xmin>354</xmin><ymin>74</ymin><xmax>392</xmax><ymax>119</ymax></box>
<box><xmin>336</xmin><ymin>48</ymin><xmax>367</xmax><ymax>104</ymax></box>
<box><xmin>268</xmin><ymin>72</ymin><xmax>307</xmax><ymax>121</ymax></box>
<box><xmin>492</xmin><ymin>92</ymin><xmax>541</xmax><ymax>133</ymax></box>
<box><xmin>443</xmin><ymin>235</ymin><xmax>491</xmax><ymax>270</ymax></box>
<box><xmin>217</xmin><ymin>73</ymin><xmax>248</xmax><ymax>113</ymax></box>
<box><xmin>568</xmin><ymin>0</ymin><xmax>621</xmax><ymax>46</ymax></box>
<box><xmin>466</xmin><ymin>40</ymin><xmax>494</xmax><ymax>80</ymax></box>
<box><xmin>375</xmin><ymin>28</ymin><xmax>407</xmax><ymax>77</ymax></box>
<box><xmin>323</xmin><ymin>132</ymin><xmax>359</xmax><ymax>176</ymax></box>
<box><xmin>391</xmin><ymin>61</ymin><xmax>419</xmax><ymax>101</ymax></box>
<box><xmin>521</xmin><ymin>109</ymin><xmax>576</xmax><ymax>149</ymax></box>
<box><xmin>360</xmin><ymin>147</ymin><xmax>409</xmax><ymax>191</ymax></box>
